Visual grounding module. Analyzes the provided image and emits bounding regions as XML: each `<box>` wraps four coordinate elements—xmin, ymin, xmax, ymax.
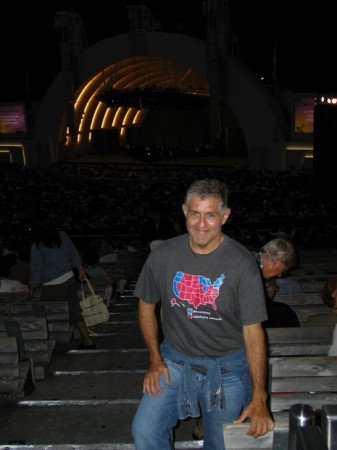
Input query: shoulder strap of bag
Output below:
<box><xmin>84</xmin><ymin>278</ymin><xmax>96</xmax><ymax>296</ymax></box>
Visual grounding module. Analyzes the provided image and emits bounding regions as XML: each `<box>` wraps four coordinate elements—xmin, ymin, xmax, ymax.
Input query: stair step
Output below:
<box><xmin>0</xmin><ymin>402</ymin><xmax>201</xmax><ymax>448</ymax></box>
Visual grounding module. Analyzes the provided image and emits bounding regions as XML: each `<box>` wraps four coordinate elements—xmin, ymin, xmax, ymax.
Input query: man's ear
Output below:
<box><xmin>182</xmin><ymin>203</ymin><xmax>188</xmax><ymax>217</ymax></box>
<box><xmin>222</xmin><ymin>208</ymin><xmax>231</xmax><ymax>225</ymax></box>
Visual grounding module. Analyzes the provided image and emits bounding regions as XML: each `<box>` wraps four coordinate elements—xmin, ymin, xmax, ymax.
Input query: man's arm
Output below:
<box><xmin>138</xmin><ymin>299</ymin><xmax>170</xmax><ymax>396</ymax></box>
<box><xmin>234</xmin><ymin>323</ymin><xmax>275</xmax><ymax>437</ymax></box>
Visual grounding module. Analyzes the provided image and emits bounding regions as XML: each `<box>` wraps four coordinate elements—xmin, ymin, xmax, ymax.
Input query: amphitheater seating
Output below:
<box><xmin>0</xmin><ymin>315</ymin><xmax>55</xmax><ymax>380</ymax></box>
<box><xmin>0</xmin><ymin>295</ymin><xmax>64</xmax><ymax>380</ymax></box>
<box><xmin>266</xmin><ymin>326</ymin><xmax>334</xmax><ymax>356</ymax></box>
<box><xmin>0</xmin><ymin>295</ymin><xmax>73</xmax><ymax>343</ymax></box>
<box><xmin>223</xmin><ymin>355</ymin><xmax>337</xmax><ymax>450</ymax></box>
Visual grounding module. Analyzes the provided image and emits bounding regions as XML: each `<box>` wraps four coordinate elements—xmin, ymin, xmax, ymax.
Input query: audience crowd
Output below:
<box><xmin>0</xmin><ymin>162</ymin><xmax>337</xmax><ymax>254</ymax></box>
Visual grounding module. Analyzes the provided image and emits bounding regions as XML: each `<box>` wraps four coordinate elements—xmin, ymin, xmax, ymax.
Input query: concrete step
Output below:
<box><xmin>0</xmin><ymin>293</ymin><xmax>204</xmax><ymax>450</ymax></box>
<box><xmin>0</xmin><ymin>401</ymin><xmax>202</xmax><ymax>448</ymax></box>
<box><xmin>29</xmin><ymin>372</ymin><xmax>144</xmax><ymax>400</ymax></box>
<box><xmin>48</xmin><ymin>349</ymin><xmax>149</xmax><ymax>372</ymax></box>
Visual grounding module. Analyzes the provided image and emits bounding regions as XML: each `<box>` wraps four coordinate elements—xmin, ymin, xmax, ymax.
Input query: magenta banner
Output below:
<box><xmin>0</xmin><ymin>103</ymin><xmax>27</xmax><ymax>134</ymax></box>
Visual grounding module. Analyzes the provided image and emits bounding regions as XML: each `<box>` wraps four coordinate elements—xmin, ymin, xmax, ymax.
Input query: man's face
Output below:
<box><xmin>182</xmin><ymin>195</ymin><xmax>231</xmax><ymax>254</ymax></box>
<box><xmin>262</xmin><ymin>256</ymin><xmax>286</xmax><ymax>279</ymax></box>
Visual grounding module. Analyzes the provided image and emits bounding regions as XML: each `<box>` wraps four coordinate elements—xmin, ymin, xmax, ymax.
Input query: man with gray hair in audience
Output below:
<box><xmin>253</xmin><ymin>238</ymin><xmax>298</xmax><ymax>280</ymax></box>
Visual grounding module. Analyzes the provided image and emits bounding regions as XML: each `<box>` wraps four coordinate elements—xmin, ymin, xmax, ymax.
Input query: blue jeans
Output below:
<box><xmin>132</xmin><ymin>341</ymin><xmax>251</xmax><ymax>450</ymax></box>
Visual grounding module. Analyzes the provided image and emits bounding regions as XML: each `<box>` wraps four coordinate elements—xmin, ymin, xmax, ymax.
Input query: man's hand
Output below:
<box><xmin>143</xmin><ymin>359</ymin><xmax>170</xmax><ymax>396</ymax></box>
<box><xmin>234</xmin><ymin>400</ymin><xmax>275</xmax><ymax>438</ymax></box>
<box><xmin>240</xmin><ymin>323</ymin><xmax>275</xmax><ymax>438</ymax></box>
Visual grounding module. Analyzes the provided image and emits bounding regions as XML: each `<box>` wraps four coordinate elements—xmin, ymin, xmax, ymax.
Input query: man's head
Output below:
<box><xmin>184</xmin><ymin>179</ymin><xmax>229</xmax><ymax>210</ymax></box>
<box><xmin>182</xmin><ymin>179</ymin><xmax>231</xmax><ymax>254</ymax></box>
<box><xmin>260</xmin><ymin>238</ymin><xmax>297</xmax><ymax>279</ymax></box>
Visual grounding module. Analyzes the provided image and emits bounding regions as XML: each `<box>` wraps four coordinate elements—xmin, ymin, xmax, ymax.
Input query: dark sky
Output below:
<box><xmin>1</xmin><ymin>0</ymin><xmax>336</xmax><ymax>103</ymax></box>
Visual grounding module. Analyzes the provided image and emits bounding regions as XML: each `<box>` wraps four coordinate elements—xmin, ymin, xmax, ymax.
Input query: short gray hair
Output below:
<box><xmin>184</xmin><ymin>179</ymin><xmax>229</xmax><ymax>211</ymax></box>
<box><xmin>261</xmin><ymin>238</ymin><xmax>297</xmax><ymax>270</ymax></box>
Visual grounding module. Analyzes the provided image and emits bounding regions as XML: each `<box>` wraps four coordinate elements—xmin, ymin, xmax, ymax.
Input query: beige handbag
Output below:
<box><xmin>80</xmin><ymin>278</ymin><xmax>110</xmax><ymax>326</ymax></box>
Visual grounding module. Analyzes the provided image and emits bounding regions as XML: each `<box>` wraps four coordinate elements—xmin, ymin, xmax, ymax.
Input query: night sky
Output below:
<box><xmin>1</xmin><ymin>0</ymin><xmax>336</xmax><ymax>103</ymax></box>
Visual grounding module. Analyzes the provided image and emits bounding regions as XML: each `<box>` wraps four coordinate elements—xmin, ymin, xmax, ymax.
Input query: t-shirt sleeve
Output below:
<box><xmin>237</xmin><ymin>257</ymin><xmax>268</xmax><ymax>326</ymax></box>
<box><xmin>133</xmin><ymin>252</ymin><xmax>162</xmax><ymax>304</ymax></box>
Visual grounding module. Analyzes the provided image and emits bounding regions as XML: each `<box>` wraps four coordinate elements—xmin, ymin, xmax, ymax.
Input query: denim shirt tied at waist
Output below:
<box><xmin>160</xmin><ymin>340</ymin><xmax>250</xmax><ymax>420</ymax></box>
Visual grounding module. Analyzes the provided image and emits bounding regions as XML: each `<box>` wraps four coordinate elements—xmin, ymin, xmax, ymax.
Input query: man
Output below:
<box><xmin>253</xmin><ymin>238</ymin><xmax>297</xmax><ymax>280</ymax></box>
<box><xmin>131</xmin><ymin>179</ymin><xmax>274</xmax><ymax>450</ymax></box>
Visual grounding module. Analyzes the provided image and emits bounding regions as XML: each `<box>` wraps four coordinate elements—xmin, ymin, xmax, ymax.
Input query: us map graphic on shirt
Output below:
<box><xmin>171</xmin><ymin>271</ymin><xmax>225</xmax><ymax>318</ymax></box>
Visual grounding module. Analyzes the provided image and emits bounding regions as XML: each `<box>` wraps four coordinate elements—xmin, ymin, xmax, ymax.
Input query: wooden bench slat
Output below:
<box><xmin>0</xmin><ymin>293</ymin><xmax>30</xmax><ymax>302</ymax></box>
<box><xmin>0</xmin><ymin>353</ymin><xmax>19</xmax><ymax>365</ymax></box>
<box><xmin>0</xmin><ymin>365</ymin><xmax>20</xmax><ymax>378</ymax></box>
<box><xmin>269</xmin><ymin>355</ymin><xmax>337</xmax><ymax>375</ymax></box>
<box><xmin>266</xmin><ymin>327</ymin><xmax>333</xmax><ymax>343</ymax></box>
<box><xmin>0</xmin><ymin>301</ymin><xmax>71</xmax><ymax>344</ymax></box>
<box><xmin>0</xmin><ymin>316</ymin><xmax>48</xmax><ymax>330</ymax></box>
<box><xmin>266</xmin><ymin>327</ymin><xmax>333</xmax><ymax>356</ymax></box>
<box><xmin>272</xmin><ymin>376</ymin><xmax>337</xmax><ymax>392</ymax></box>
<box><xmin>268</xmin><ymin>356</ymin><xmax>337</xmax><ymax>412</ymax></box>
<box><xmin>268</xmin><ymin>344</ymin><xmax>330</xmax><ymax>356</ymax></box>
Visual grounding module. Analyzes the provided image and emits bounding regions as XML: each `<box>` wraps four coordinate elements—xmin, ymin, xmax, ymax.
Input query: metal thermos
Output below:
<box><xmin>288</xmin><ymin>403</ymin><xmax>315</xmax><ymax>450</ymax></box>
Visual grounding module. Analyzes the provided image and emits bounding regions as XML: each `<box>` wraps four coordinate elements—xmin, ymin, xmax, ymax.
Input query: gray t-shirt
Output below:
<box><xmin>134</xmin><ymin>234</ymin><xmax>267</xmax><ymax>357</ymax></box>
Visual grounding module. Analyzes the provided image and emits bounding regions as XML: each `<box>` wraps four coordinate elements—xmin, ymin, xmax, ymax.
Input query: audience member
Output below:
<box><xmin>263</xmin><ymin>278</ymin><xmax>300</xmax><ymax>328</ymax></box>
<box><xmin>82</xmin><ymin>249</ymin><xmax>116</xmax><ymax>306</ymax></box>
<box><xmin>304</xmin><ymin>276</ymin><xmax>337</xmax><ymax>327</ymax></box>
<box><xmin>30</xmin><ymin>212</ymin><xmax>95</xmax><ymax>350</ymax></box>
<box><xmin>252</xmin><ymin>238</ymin><xmax>297</xmax><ymax>279</ymax></box>
<box><xmin>98</xmin><ymin>239</ymin><xmax>118</xmax><ymax>264</ymax></box>
<box><xmin>0</xmin><ymin>256</ymin><xmax>29</xmax><ymax>293</ymax></box>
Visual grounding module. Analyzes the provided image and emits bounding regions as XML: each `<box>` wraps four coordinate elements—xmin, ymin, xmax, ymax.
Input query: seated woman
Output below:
<box><xmin>304</xmin><ymin>276</ymin><xmax>337</xmax><ymax>327</ymax></box>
